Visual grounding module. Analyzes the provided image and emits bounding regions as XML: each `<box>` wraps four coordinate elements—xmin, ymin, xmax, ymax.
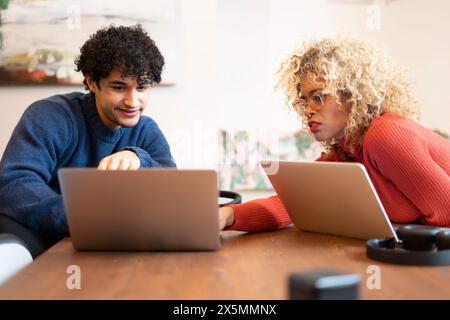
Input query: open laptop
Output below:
<box><xmin>58</xmin><ymin>168</ymin><xmax>220</xmax><ymax>251</ymax></box>
<box><xmin>261</xmin><ymin>161</ymin><xmax>398</xmax><ymax>241</ymax></box>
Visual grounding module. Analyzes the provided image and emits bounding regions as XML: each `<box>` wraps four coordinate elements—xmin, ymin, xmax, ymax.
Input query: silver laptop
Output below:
<box><xmin>261</xmin><ymin>161</ymin><xmax>398</xmax><ymax>241</ymax></box>
<box><xmin>58</xmin><ymin>168</ymin><xmax>221</xmax><ymax>251</ymax></box>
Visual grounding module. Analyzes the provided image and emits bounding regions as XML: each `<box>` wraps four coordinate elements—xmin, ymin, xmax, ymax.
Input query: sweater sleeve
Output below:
<box><xmin>227</xmin><ymin>151</ymin><xmax>339</xmax><ymax>232</ymax></box>
<box><xmin>364</xmin><ymin>121</ymin><xmax>450</xmax><ymax>226</ymax></box>
<box><xmin>123</xmin><ymin>118</ymin><xmax>176</xmax><ymax>168</ymax></box>
<box><xmin>227</xmin><ymin>195</ymin><xmax>291</xmax><ymax>232</ymax></box>
<box><xmin>0</xmin><ymin>101</ymin><xmax>74</xmax><ymax>243</ymax></box>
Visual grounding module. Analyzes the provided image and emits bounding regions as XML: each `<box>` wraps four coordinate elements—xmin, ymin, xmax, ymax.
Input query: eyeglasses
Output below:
<box><xmin>297</xmin><ymin>92</ymin><xmax>327</xmax><ymax>113</ymax></box>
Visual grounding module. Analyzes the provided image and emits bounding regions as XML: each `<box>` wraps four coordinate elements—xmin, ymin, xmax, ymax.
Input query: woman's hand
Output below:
<box><xmin>219</xmin><ymin>206</ymin><xmax>235</xmax><ymax>230</ymax></box>
<box><xmin>98</xmin><ymin>150</ymin><xmax>141</xmax><ymax>170</ymax></box>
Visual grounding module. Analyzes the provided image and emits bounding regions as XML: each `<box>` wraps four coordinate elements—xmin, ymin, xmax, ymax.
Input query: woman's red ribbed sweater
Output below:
<box><xmin>227</xmin><ymin>113</ymin><xmax>450</xmax><ymax>231</ymax></box>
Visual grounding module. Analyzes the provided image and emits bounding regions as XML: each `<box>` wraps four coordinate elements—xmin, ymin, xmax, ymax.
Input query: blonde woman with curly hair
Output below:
<box><xmin>219</xmin><ymin>37</ymin><xmax>450</xmax><ymax>231</ymax></box>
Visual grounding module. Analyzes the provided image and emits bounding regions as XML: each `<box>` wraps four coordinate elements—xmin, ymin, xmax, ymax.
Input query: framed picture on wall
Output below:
<box><xmin>218</xmin><ymin>129</ymin><xmax>322</xmax><ymax>191</ymax></box>
<box><xmin>0</xmin><ymin>0</ymin><xmax>178</xmax><ymax>86</ymax></box>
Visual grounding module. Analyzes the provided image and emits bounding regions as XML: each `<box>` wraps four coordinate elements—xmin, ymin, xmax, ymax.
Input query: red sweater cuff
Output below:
<box><xmin>225</xmin><ymin>195</ymin><xmax>292</xmax><ymax>232</ymax></box>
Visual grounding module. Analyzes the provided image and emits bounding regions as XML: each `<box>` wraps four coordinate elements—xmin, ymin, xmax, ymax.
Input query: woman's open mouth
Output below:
<box><xmin>308</xmin><ymin>121</ymin><xmax>322</xmax><ymax>132</ymax></box>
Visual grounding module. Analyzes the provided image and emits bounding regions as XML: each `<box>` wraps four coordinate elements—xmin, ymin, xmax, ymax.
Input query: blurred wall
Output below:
<box><xmin>1</xmin><ymin>0</ymin><xmax>449</xmax><ymax>169</ymax></box>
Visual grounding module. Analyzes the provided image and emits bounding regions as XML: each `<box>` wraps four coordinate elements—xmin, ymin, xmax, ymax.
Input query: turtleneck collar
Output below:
<box><xmin>81</xmin><ymin>92</ymin><xmax>124</xmax><ymax>143</ymax></box>
<box><xmin>337</xmin><ymin>137</ymin><xmax>364</xmax><ymax>162</ymax></box>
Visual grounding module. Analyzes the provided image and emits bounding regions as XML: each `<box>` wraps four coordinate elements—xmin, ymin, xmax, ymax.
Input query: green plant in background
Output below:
<box><xmin>218</xmin><ymin>129</ymin><xmax>322</xmax><ymax>191</ymax></box>
<box><xmin>293</xmin><ymin>130</ymin><xmax>315</xmax><ymax>157</ymax></box>
<box><xmin>0</xmin><ymin>0</ymin><xmax>9</xmax><ymax>10</ymax></box>
<box><xmin>0</xmin><ymin>0</ymin><xmax>7</xmax><ymax>52</ymax></box>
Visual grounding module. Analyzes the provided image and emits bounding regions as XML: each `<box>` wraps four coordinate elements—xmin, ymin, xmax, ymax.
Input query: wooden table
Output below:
<box><xmin>0</xmin><ymin>226</ymin><xmax>449</xmax><ymax>299</ymax></box>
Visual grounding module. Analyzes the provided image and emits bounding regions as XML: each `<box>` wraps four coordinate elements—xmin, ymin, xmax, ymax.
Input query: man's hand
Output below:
<box><xmin>219</xmin><ymin>206</ymin><xmax>235</xmax><ymax>230</ymax></box>
<box><xmin>98</xmin><ymin>150</ymin><xmax>140</xmax><ymax>170</ymax></box>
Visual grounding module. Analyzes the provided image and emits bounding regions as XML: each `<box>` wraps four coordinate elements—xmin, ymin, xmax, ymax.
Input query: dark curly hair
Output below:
<box><xmin>75</xmin><ymin>24</ymin><xmax>164</xmax><ymax>90</ymax></box>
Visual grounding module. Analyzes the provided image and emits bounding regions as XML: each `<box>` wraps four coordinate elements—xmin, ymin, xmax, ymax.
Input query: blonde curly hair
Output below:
<box><xmin>276</xmin><ymin>37</ymin><xmax>420</xmax><ymax>155</ymax></box>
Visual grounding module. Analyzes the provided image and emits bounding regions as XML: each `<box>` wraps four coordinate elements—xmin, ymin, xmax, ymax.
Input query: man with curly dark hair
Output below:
<box><xmin>0</xmin><ymin>25</ymin><xmax>176</xmax><ymax>257</ymax></box>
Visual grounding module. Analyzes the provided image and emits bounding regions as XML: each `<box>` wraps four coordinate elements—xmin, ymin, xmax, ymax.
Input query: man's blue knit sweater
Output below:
<box><xmin>0</xmin><ymin>92</ymin><xmax>176</xmax><ymax>244</ymax></box>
